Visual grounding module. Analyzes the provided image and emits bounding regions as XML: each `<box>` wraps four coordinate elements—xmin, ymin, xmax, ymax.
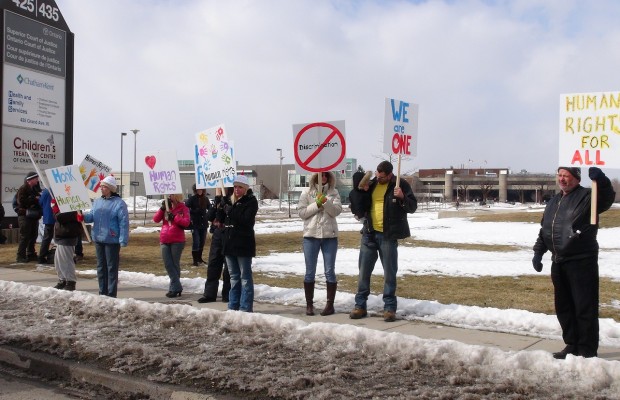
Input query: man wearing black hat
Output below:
<box><xmin>16</xmin><ymin>171</ymin><xmax>42</xmax><ymax>263</ymax></box>
<box><xmin>533</xmin><ymin>166</ymin><xmax>615</xmax><ymax>359</ymax></box>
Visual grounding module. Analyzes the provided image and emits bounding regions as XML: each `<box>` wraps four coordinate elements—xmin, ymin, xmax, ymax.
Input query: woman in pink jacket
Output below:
<box><xmin>153</xmin><ymin>194</ymin><xmax>190</xmax><ymax>297</ymax></box>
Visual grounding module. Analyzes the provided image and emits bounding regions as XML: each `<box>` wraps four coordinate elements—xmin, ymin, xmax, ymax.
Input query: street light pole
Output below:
<box><xmin>120</xmin><ymin>132</ymin><xmax>127</xmax><ymax>197</ymax></box>
<box><xmin>131</xmin><ymin>129</ymin><xmax>140</xmax><ymax>217</ymax></box>
<box><xmin>276</xmin><ymin>148</ymin><xmax>283</xmax><ymax>211</ymax></box>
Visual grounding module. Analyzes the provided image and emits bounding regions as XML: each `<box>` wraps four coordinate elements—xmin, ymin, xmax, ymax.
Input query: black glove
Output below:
<box><xmin>166</xmin><ymin>212</ymin><xmax>174</xmax><ymax>222</ymax></box>
<box><xmin>532</xmin><ymin>253</ymin><xmax>543</xmax><ymax>272</ymax></box>
<box><xmin>160</xmin><ymin>200</ymin><xmax>167</xmax><ymax>211</ymax></box>
<box><xmin>588</xmin><ymin>167</ymin><xmax>604</xmax><ymax>182</ymax></box>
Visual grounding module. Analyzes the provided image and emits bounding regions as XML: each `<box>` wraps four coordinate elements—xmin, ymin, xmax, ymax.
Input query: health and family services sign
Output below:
<box><xmin>559</xmin><ymin>91</ymin><xmax>620</xmax><ymax>168</ymax></box>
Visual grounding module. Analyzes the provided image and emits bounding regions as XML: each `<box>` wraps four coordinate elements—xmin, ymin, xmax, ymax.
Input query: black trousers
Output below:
<box><xmin>551</xmin><ymin>256</ymin><xmax>599</xmax><ymax>356</ymax></box>
<box><xmin>17</xmin><ymin>216</ymin><xmax>39</xmax><ymax>258</ymax></box>
<box><xmin>203</xmin><ymin>228</ymin><xmax>231</xmax><ymax>299</ymax></box>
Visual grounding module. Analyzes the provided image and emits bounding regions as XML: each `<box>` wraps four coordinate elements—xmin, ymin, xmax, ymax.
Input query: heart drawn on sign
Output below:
<box><xmin>145</xmin><ymin>155</ymin><xmax>157</xmax><ymax>170</ymax></box>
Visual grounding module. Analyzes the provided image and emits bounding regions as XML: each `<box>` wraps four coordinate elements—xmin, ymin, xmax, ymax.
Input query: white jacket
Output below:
<box><xmin>297</xmin><ymin>172</ymin><xmax>343</xmax><ymax>238</ymax></box>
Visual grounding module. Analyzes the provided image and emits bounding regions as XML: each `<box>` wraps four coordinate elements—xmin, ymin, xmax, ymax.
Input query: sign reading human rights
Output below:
<box><xmin>559</xmin><ymin>91</ymin><xmax>620</xmax><ymax>168</ymax></box>
<box><xmin>384</xmin><ymin>98</ymin><xmax>419</xmax><ymax>156</ymax></box>
<box><xmin>44</xmin><ymin>165</ymin><xmax>91</xmax><ymax>212</ymax></box>
<box><xmin>194</xmin><ymin>124</ymin><xmax>235</xmax><ymax>187</ymax></box>
<box><xmin>78</xmin><ymin>154</ymin><xmax>112</xmax><ymax>193</ymax></box>
<box><xmin>293</xmin><ymin>120</ymin><xmax>346</xmax><ymax>173</ymax></box>
<box><xmin>139</xmin><ymin>150</ymin><xmax>182</xmax><ymax>195</ymax></box>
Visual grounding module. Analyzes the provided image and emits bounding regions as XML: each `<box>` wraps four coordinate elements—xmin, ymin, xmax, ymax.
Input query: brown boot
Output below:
<box><xmin>320</xmin><ymin>282</ymin><xmax>337</xmax><ymax>316</ymax></box>
<box><xmin>303</xmin><ymin>281</ymin><xmax>315</xmax><ymax>316</ymax></box>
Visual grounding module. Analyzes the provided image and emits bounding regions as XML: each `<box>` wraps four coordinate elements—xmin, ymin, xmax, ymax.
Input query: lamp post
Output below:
<box><xmin>276</xmin><ymin>148</ymin><xmax>283</xmax><ymax>211</ymax></box>
<box><xmin>131</xmin><ymin>129</ymin><xmax>139</xmax><ymax>217</ymax></box>
<box><xmin>120</xmin><ymin>132</ymin><xmax>127</xmax><ymax>197</ymax></box>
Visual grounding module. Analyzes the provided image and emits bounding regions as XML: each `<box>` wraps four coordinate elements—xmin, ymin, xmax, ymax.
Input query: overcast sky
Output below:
<box><xmin>56</xmin><ymin>0</ymin><xmax>620</xmax><ymax>176</ymax></box>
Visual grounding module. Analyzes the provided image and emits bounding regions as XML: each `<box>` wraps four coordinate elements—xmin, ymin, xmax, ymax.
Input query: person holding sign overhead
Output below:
<box><xmin>223</xmin><ymin>175</ymin><xmax>258</xmax><ymax>312</ymax></box>
<box><xmin>297</xmin><ymin>171</ymin><xmax>342</xmax><ymax>316</ymax></box>
<box><xmin>83</xmin><ymin>176</ymin><xmax>129</xmax><ymax>298</ymax></box>
<box><xmin>154</xmin><ymin>194</ymin><xmax>190</xmax><ymax>298</ymax></box>
<box><xmin>532</xmin><ymin>167</ymin><xmax>615</xmax><ymax>359</ymax></box>
<box><xmin>350</xmin><ymin>161</ymin><xmax>417</xmax><ymax>322</ymax></box>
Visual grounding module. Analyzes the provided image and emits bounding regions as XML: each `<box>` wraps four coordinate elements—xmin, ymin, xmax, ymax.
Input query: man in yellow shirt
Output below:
<box><xmin>349</xmin><ymin>161</ymin><xmax>417</xmax><ymax>322</ymax></box>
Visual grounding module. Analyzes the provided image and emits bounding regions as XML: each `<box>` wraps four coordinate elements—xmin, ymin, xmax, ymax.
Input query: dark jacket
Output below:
<box><xmin>533</xmin><ymin>178</ymin><xmax>615</xmax><ymax>263</ymax></box>
<box><xmin>54</xmin><ymin>211</ymin><xmax>83</xmax><ymax>244</ymax></box>
<box><xmin>185</xmin><ymin>192</ymin><xmax>211</xmax><ymax>230</ymax></box>
<box><xmin>349</xmin><ymin>171</ymin><xmax>373</xmax><ymax>219</ymax></box>
<box><xmin>16</xmin><ymin>182</ymin><xmax>41</xmax><ymax>217</ymax></box>
<box><xmin>365</xmin><ymin>176</ymin><xmax>417</xmax><ymax>240</ymax></box>
<box><xmin>222</xmin><ymin>190</ymin><xmax>258</xmax><ymax>257</ymax></box>
<box><xmin>207</xmin><ymin>194</ymin><xmax>228</xmax><ymax>233</ymax></box>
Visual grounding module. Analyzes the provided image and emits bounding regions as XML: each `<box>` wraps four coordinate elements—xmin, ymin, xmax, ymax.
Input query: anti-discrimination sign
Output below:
<box><xmin>384</xmin><ymin>97</ymin><xmax>419</xmax><ymax>156</ymax></box>
<box><xmin>559</xmin><ymin>91</ymin><xmax>620</xmax><ymax>168</ymax></box>
<box><xmin>194</xmin><ymin>124</ymin><xmax>236</xmax><ymax>188</ymax></box>
<box><xmin>293</xmin><ymin>120</ymin><xmax>346</xmax><ymax>173</ymax></box>
<box><xmin>139</xmin><ymin>150</ymin><xmax>183</xmax><ymax>195</ymax></box>
<box><xmin>78</xmin><ymin>154</ymin><xmax>112</xmax><ymax>193</ymax></box>
<box><xmin>44</xmin><ymin>165</ymin><xmax>91</xmax><ymax>212</ymax></box>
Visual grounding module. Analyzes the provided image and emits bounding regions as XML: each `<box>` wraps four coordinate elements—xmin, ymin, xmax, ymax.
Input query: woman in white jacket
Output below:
<box><xmin>297</xmin><ymin>171</ymin><xmax>342</xmax><ymax>316</ymax></box>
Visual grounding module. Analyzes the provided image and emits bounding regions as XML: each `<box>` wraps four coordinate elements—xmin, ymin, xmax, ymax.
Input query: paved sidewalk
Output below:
<box><xmin>1</xmin><ymin>265</ymin><xmax>619</xmax><ymax>361</ymax></box>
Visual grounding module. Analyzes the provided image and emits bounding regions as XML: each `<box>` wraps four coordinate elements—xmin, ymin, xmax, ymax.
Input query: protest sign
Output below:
<box><xmin>78</xmin><ymin>154</ymin><xmax>112</xmax><ymax>192</ymax></box>
<box><xmin>44</xmin><ymin>165</ymin><xmax>92</xmax><ymax>212</ymax></box>
<box><xmin>194</xmin><ymin>140</ymin><xmax>235</xmax><ymax>189</ymax></box>
<box><xmin>293</xmin><ymin>120</ymin><xmax>346</xmax><ymax>174</ymax></box>
<box><xmin>139</xmin><ymin>150</ymin><xmax>183</xmax><ymax>195</ymax></box>
<box><xmin>194</xmin><ymin>124</ymin><xmax>234</xmax><ymax>187</ymax></box>
<box><xmin>384</xmin><ymin>98</ymin><xmax>419</xmax><ymax>156</ymax></box>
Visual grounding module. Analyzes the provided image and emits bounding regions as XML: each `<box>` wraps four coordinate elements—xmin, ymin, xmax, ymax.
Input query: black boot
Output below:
<box><xmin>320</xmin><ymin>282</ymin><xmax>337</xmax><ymax>316</ymax></box>
<box><xmin>199</xmin><ymin>249</ymin><xmax>206</xmax><ymax>264</ymax></box>
<box><xmin>53</xmin><ymin>280</ymin><xmax>66</xmax><ymax>290</ymax></box>
<box><xmin>64</xmin><ymin>281</ymin><xmax>76</xmax><ymax>291</ymax></box>
<box><xmin>304</xmin><ymin>281</ymin><xmax>315</xmax><ymax>316</ymax></box>
<box><xmin>191</xmin><ymin>251</ymin><xmax>199</xmax><ymax>267</ymax></box>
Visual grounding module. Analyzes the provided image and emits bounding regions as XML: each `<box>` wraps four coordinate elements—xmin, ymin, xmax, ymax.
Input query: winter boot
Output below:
<box><xmin>320</xmin><ymin>282</ymin><xmax>337</xmax><ymax>316</ymax></box>
<box><xmin>304</xmin><ymin>281</ymin><xmax>315</xmax><ymax>316</ymax></box>
<box><xmin>64</xmin><ymin>281</ymin><xmax>76</xmax><ymax>291</ymax></box>
<box><xmin>191</xmin><ymin>251</ymin><xmax>199</xmax><ymax>267</ymax></box>
<box><xmin>198</xmin><ymin>249</ymin><xmax>206</xmax><ymax>264</ymax></box>
<box><xmin>53</xmin><ymin>280</ymin><xmax>66</xmax><ymax>290</ymax></box>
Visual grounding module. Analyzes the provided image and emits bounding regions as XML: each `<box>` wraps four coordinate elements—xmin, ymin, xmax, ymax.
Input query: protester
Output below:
<box><xmin>0</xmin><ymin>203</ymin><xmax>6</xmax><ymax>244</ymax></box>
<box><xmin>223</xmin><ymin>175</ymin><xmax>258</xmax><ymax>312</ymax></box>
<box><xmin>15</xmin><ymin>171</ymin><xmax>42</xmax><ymax>263</ymax></box>
<box><xmin>153</xmin><ymin>193</ymin><xmax>190</xmax><ymax>297</ymax></box>
<box><xmin>198</xmin><ymin>187</ymin><xmax>232</xmax><ymax>303</ymax></box>
<box><xmin>185</xmin><ymin>184</ymin><xmax>211</xmax><ymax>266</ymax></box>
<box><xmin>38</xmin><ymin>187</ymin><xmax>55</xmax><ymax>264</ymax></box>
<box><xmin>532</xmin><ymin>166</ymin><xmax>615</xmax><ymax>359</ymax></box>
<box><xmin>297</xmin><ymin>171</ymin><xmax>342</xmax><ymax>316</ymax></box>
<box><xmin>349</xmin><ymin>169</ymin><xmax>376</xmax><ymax>249</ymax></box>
<box><xmin>51</xmin><ymin>198</ymin><xmax>83</xmax><ymax>291</ymax></box>
<box><xmin>350</xmin><ymin>161</ymin><xmax>418</xmax><ymax>322</ymax></box>
<box><xmin>83</xmin><ymin>175</ymin><xmax>129</xmax><ymax>298</ymax></box>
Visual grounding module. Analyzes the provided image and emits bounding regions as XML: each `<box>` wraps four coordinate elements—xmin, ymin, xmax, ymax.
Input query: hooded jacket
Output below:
<box><xmin>298</xmin><ymin>172</ymin><xmax>343</xmax><ymax>239</ymax></box>
<box><xmin>83</xmin><ymin>193</ymin><xmax>129</xmax><ymax>246</ymax></box>
<box><xmin>533</xmin><ymin>177</ymin><xmax>615</xmax><ymax>263</ymax></box>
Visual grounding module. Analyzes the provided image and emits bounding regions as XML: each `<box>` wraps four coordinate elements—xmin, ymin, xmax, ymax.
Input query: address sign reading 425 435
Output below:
<box><xmin>12</xmin><ymin>0</ymin><xmax>59</xmax><ymax>22</ymax></box>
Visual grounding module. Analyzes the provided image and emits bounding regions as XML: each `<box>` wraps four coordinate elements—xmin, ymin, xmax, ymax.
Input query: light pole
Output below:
<box><xmin>120</xmin><ymin>132</ymin><xmax>127</xmax><ymax>197</ymax></box>
<box><xmin>276</xmin><ymin>148</ymin><xmax>283</xmax><ymax>211</ymax></box>
<box><xmin>131</xmin><ymin>129</ymin><xmax>139</xmax><ymax>217</ymax></box>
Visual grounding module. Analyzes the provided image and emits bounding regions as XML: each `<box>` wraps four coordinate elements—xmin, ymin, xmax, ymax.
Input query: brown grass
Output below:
<box><xmin>2</xmin><ymin>208</ymin><xmax>620</xmax><ymax>321</ymax></box>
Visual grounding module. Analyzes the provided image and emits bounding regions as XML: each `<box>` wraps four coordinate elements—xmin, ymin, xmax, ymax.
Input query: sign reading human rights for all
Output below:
<box><xmin>559</xmin><ymin>91</ymin><xmax>620</xmax><ymax>168</ymax></box>
<box><xmin>139</xmin><ymin>150</ymin><xmax>182</xmax><ymax>195</ymax></box>
<box><xmin>44</xmin><ymin>165</ymin><xmax>91</xmax><ymax>212</ymax></box>
<box><xmin>293</xmin><ymin>120</ymin><xmax>346</xmax><ymax>173</ymax></box>
<box><xmin>194</xmin><ymin>124</ymin><xmax>235</xmax><ymax>188</ymax></box>
<box><xmin>79</xmin><ymin>154</ymin><xmax>112</xmax><ymax>193</ymax></box>
<box><xmin>383</xmin><ymin>98</ymin><xmax>419</xmax><ymax>156</ymax></box>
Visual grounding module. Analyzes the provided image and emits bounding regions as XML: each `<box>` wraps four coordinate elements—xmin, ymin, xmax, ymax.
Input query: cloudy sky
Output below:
<box><xmin>56</xmin><ymin>0</ymin><xmax>620</xmax><ymax>176</ymax></box>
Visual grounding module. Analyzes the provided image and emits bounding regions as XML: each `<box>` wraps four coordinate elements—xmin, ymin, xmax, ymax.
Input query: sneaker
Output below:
<box><xmin>349</xmin><ymin>307</ymin><xmax>367</xmax><ymax>319</ymax></box>
<box><xmin>383</xmin><ymin>310</ymin><xmax>396</xmax><ymax>322</ymax></box>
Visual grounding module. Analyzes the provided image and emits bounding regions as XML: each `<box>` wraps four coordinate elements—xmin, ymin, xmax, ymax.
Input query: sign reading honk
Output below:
<box><xmin>44</xmin><ymin>165</ymin><xmax>92</xmax><ymax>213</ymax></box>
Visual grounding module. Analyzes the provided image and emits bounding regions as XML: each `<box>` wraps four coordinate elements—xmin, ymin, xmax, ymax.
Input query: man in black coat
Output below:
<box><xmin>533</xmin><ymin>166</ymin><xmax>615</xmax><ymax>359</ymax></box>
<box><xmin>16</xmin><ymin>171</ymin><xmax>42</xmax><ymax>263</ymax></box>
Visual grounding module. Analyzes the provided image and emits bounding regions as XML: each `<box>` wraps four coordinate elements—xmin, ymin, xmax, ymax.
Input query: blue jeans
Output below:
<box><xmin>302</xmin><ymin>237</ymin><xmax>338</xmax><ymax>283</ymax></box>
<box><xmin>191</xmin><ymin>227</ymin><xmax>207</xmax><ymax>252</ymax></box>
<box><xmin>95</xmin><ymin>242</ymin><xmax>121</xmax><ymax>297</ymax></box>
<box><xmin>354</xmin><ymin>232</ymin><xmax>398</xmax><ymax>311</ymax></box>
<box><xmin>226</xmin><ymin>256</ymin><xmax>254</xmax><ymax>312</ymax></box>
<box><xmin>161</xmin><ymin>242</ymin><xmax>185</xmax><ymax>292</ymax></box>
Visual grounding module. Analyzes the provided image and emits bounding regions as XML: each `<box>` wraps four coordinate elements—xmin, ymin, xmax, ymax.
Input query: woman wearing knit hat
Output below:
<box><xmin>83</xmin><ymin>175</ymin><xmax>129</xmax><ymax>298</ymax></box>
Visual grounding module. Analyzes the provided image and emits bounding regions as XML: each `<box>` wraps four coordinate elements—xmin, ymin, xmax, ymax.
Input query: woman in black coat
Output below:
<box><xmin>185</xmin><ymin>184</ymin><xmax>211</xmax><ymax>266</ymax></box>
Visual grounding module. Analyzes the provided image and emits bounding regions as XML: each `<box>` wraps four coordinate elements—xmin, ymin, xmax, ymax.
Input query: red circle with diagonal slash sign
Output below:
<box><xmin>294</xmin><ymin>122</ymin><xmax>346</xmax><ymax>173</ymax></box>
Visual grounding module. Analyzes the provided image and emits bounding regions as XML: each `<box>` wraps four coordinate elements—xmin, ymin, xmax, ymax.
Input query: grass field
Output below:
<box><xmin>2</xmin><ymin>208</ymin><xmax>620</xmax><ymax>321</ymax></box>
